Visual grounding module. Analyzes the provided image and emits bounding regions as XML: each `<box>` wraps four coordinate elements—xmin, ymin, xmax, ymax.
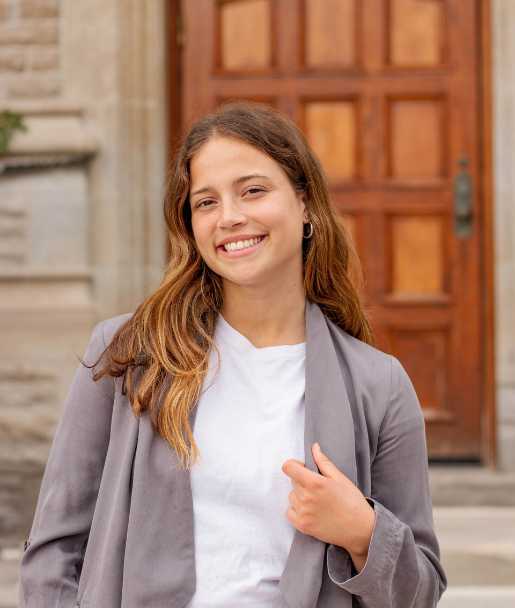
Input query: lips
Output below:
<box><xmin>217</xmin><ymin>234</ymin><xmax>268</xmax><ymax>256</ymax></box>
<box><xmin>217</xmin><ymin>235</ymin><xmax>266</xmax><ymax>251</ymax></box>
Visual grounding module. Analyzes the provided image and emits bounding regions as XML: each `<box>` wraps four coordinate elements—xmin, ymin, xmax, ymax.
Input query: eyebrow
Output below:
<box><xmin>190</xmin><ymin>173</ymin><xmax>271</xmax><ymax>198</ymax></box>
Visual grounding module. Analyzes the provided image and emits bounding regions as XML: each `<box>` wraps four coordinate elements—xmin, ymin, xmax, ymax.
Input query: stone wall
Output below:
<box><xmin>493</xmin><ymin>0</ymin><xmax>515</xmax><ymax>471</ymax></box>
<box><xmin>0</xmin><ymin>0</ymin><xmax>168</xmax><ymax>542</ymax></box>
<box><xmin>0</xmin><ymin>0</ymin><xmax>60</xmax><ymax>99</ymax></box>
<box><xmin>0</xmin><ymin>0</ymin><xmax>98</xmax><ymax>475</ymax></box>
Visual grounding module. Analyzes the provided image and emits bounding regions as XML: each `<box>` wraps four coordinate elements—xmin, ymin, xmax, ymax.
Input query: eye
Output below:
<box><xmin>244</xmin><ymin>187</ymin><xmax>265</xmax><ymax>196</ymax></box>
<box><xmin>196</xmin><ymin>198</ymin><xmax>215</xmax><ymax>209</ymax></box>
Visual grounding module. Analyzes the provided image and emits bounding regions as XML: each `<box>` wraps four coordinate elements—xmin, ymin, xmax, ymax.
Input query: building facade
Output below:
<box><xmin>0</xmin><ymin>2</ymin><xmax>514</xmax><ymax>550</ymax></box>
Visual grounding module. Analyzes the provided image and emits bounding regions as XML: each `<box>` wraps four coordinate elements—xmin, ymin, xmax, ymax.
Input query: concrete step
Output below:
<box><xmin>3</xmin><ymin>507</ymin><xmax>514</xmax><ymax>607</ymax></box>
<box><xmin>439</xmin><ymin>587</ymin><xmax>515</xmax><ymax>608</ymax></box>
<box><xmin>429</xmin><ymin>464</ymin><xmax>515</xmax><ymax>506</ymax></box>
<box><xmin>0</xmin><ymin>549</ymin><xmax>18</xmax><ymax>608</ymax></box>
<box><xmin>434</xmin><ymin>507</ymin><xmax>515</xmax><ymax>586</ymax></box>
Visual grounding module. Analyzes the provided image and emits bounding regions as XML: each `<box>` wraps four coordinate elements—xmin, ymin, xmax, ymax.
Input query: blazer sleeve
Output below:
<box><xmin>325</xmin><ymin>355</ymin><xmax>448</xmax><ymax>607</ymax></box>
<box><xmin>18</xmin><ymin>320</ymin><xmax>115</xmax><ymax>608</ymax></box>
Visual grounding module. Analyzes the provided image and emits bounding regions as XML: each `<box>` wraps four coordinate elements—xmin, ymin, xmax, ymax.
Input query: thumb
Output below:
<box><xmin>312</xmin><ymin>442</ymin><xmax>346</xmax><ymax>481</ymax></box>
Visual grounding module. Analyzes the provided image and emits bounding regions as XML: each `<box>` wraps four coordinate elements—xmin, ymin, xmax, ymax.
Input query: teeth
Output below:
<box><xmin>223</xmin><ymin>236</ymin><xmax>264</xmax><ymax>252</ymax></box>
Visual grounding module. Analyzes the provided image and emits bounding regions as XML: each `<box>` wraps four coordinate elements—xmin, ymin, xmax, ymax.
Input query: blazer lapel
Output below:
<box><xmin>278</xmin><ymin>299</ymin><xmax>357</xmax><ymax>608</ymax></box>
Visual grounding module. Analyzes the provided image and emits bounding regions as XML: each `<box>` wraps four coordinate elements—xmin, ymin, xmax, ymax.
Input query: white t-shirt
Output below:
<box><xmin>184</xmin><ymin>312</ymin><xmax>306</xmax><ymax>608</ymax></box>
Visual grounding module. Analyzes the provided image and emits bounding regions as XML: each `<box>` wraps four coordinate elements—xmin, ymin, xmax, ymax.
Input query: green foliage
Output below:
<box><xmin>0</xmin><ymin>110</ymin><xmax>28</xmax><ymax>154</ymax></box>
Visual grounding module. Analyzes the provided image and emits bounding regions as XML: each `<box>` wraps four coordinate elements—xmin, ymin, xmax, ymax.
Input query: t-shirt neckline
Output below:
<box><xmin>215</xmin><ymin>313</ymin><xmax>306</xmax><ymax>358</ymax></box>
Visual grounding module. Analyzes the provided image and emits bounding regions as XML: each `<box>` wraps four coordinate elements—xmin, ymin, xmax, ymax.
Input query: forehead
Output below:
<box><xmin>189</xmin><ymin>136</ymin><xmax>284</xmax><ymax>183</ymax></box>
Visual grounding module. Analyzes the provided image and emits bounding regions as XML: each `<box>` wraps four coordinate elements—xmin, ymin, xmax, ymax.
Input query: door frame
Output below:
<box><xmin>479</xmin><ymin>0</ymin><xmax>495</xmax><ymax>468</ymax></box>
<box><xmin>165</xmin><ymin>0</ymin><xmax>497</xmax><ymax>468</ymax></box>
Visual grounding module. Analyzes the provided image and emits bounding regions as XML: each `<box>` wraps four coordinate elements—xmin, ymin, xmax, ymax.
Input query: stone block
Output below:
<box><xmin>28</xmin><ymin>46</ymin><xmax>58</xmax><ymax>70</ymax></box>
<box><xmin>0</xmin><ymin>167</ymin><xmax>88</xmax><ymax>270</ymax></box>
<box><xmin>497</xmin><ymin>424</ymin><xmax>515</xmax><ymax>472</ymax></box>
<box><xmin>0</xmin><ymin>21</ymin><xmax>58</xmax><ymax>45</ymax></box>
<box><xmin>0</xmin><ymin>311</ymin><xmax>96</xmax><ymax>465</ymax></box>
<box><xmin>498</xmin><ymin>386</ymin><xmax>515</xmax><ymax>424</ymax></box>
<box><xmin>19</xmin><ymin>0</ymin><xmax>59</xmax><ymax>19</ymax></box>
<box><xmin>0</xmin><ymin>0</ymin><xmax>11</xmax><ymax>21</ymax></box>
<box><xmin>7</xmin><ymin>73</ymin><xmax>60</xmax><ymax>97</ymax></box>
<box><xmin>0</xmin><ymin>49</ymin><xmax>25</xmax><ymax>72</ymax></box>
<box><xmin>0</xmin><ymin>364</ymin><xmax>59</xmax><ymax>456</ymax></box>
<box><xmin>5</xmin><ymin>112</ymin><xmax>99</xmax><ymax>155</ymax></box>
<box><xmin>429</xmin><ymin>465</ymin><xmax>515</xmax><ymax>506</ymax></box>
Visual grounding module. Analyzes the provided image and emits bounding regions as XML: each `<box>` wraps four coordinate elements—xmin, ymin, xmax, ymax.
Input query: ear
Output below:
<box><xmin>297</xmin><ymin>190</ymin><xmax>308</xmax><ymax>219</ymax></box>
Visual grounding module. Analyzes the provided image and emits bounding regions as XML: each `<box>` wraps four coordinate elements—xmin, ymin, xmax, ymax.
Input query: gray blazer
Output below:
<box><xmin>19</xmin><ymin>299</ymin><xmax>447</xmax><ymax>607</ymax></box>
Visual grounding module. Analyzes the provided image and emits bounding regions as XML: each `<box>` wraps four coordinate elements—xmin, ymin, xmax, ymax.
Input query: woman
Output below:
<box><xmin>19</xmin><ymin>101</ymin><xmax>447</xmax><ymax>607</ymax></box>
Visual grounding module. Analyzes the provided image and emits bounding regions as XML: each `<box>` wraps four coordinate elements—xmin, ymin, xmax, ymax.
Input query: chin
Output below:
<box><xmin>221</xmin><ymin>268</ymin><xmax>270</xmax><ymax>288</ymax></box>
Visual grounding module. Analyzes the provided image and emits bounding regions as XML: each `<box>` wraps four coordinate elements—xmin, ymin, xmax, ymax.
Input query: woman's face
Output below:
<box><xmin>189</xmin><ymin>135</ymin><xmax>307</xmax><ymax>290</ymax></box>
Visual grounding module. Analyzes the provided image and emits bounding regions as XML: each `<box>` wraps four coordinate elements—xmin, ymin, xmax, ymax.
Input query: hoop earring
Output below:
<box><xmin>303</xmin><ymin>221</ymin><xmax>314</xmax><ymax>239</ymax></box>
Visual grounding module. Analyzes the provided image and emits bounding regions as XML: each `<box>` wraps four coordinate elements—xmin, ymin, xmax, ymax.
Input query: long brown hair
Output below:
<box><xmin>89</xmin><ymin>101</ymin><xmax>373</xmax><ymax>470</ymax></box>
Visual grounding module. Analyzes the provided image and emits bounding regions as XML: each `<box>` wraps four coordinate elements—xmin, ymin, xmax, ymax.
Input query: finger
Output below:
<box><xmin>281</xmin><ymin>459</ymin><xmax>301</xmax><ymax>479</ymax></box>
<box><xmin>290</xmin><ymin>479</ymin><xmax>302</xmax><ymax>493</ymax></box>
<box><xmin>282</xmin><ymin>460</ymin><xmax>319</xmax><ymax>486</ymax></box>
<box><xmin>288</xmin><ymin>489</ymin><xmax>300</xmax><ymax>512</ymax></box>
<box><xmin>313</xmin><ymin>446</ymin><xmax>352</xmax><ymax>484</ymax></box>
<box><xmin>286</xmin><ymin>505</ymin><xmax>298</xmax><ymax>527</ymax></box>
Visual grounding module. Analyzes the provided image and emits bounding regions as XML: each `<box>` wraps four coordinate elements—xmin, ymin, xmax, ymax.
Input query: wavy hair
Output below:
<box><xmin>88</xmin><ymin>101</ymin><xmax>374</xmax><ymax>470</ymax></box>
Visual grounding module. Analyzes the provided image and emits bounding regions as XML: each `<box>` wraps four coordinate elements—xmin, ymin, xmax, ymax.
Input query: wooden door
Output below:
<box><xmin>178</xmin><ymin>0</ymin><xmax>490</xmax><ymax>461</ymax></box>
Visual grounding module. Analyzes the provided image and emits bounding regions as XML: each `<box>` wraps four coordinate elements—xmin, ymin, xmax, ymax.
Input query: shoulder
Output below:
<box><xmin>326</xmin><ymin>318</ymin><xmax>423</xmax><ymax>428</ymax></box>
<box><xmin>325</xmin><ymin>316</ymin><xmax>394</xmax><ymax>379</ymax></box>
<box><xmin>93</xmin><ymin>312</ymin><xmax>134</xmax><ymax>347</ymax></box>
<box><xmin>325</xmin><ymin>317</ymin><xmax>418</xmax><ymax>419</ymax></box>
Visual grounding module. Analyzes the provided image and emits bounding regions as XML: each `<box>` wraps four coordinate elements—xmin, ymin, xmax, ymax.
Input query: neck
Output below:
<box><xmin>220</xmin><ymin>277</ymin><xmax>307</xmax><ymax>348</ymax></box>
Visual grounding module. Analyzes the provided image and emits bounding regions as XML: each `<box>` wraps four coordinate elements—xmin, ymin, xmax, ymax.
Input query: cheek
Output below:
<box><xmin>261</xmin><ymin>203</ymin><xmax>296</xmax><ymax>231</ymax></box>
<box><xmin>269</xmin><ymin>207</ymin><xmax>303</xmax><ymax>240</ymax></box>
<box><xmin>267</xmin><ymin>193</ymin><xmax>303</xmax><ymax>226</ymax></box>
<box><xmin>191</xmin><ymin>219</ymin><xmax>212</xmax><ymax>253</ymax></box>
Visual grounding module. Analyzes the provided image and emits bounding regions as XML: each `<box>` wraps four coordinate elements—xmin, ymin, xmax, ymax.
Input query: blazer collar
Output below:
<box><xmin>278</xmin><ymin>299</ymin><xmax>357</xmax><ymax>608</ymax></box>
<box><xmin>185</xmin><ymin>299</ymin><xmax>357</xmax><ymax>608</ymax></box>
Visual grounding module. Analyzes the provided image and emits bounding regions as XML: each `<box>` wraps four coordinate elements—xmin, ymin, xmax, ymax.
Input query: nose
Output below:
<box><xmin>217</xmin><ymin>196</ymin><xmax>247</xmax><ymax>229</ymax></box>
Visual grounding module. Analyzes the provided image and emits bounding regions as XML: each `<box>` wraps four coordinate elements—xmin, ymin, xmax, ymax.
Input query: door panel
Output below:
<box><xmin>180</xmin><ymin>0</ymin><xmax>485</xmax><ymax>460</ymax></box>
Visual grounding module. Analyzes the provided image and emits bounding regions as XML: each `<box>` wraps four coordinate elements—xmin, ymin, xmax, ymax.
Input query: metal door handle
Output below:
<box><xmin>453</xmin><ymin>156</ymin><xmax>473</xmax><ymax>238</ymax></box>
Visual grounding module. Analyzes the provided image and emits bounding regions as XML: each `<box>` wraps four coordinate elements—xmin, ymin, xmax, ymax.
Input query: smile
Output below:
<box><xmin>217</xmin><ymin>235</ymin><xmax>267</xmax><ymax>258</ymax></box>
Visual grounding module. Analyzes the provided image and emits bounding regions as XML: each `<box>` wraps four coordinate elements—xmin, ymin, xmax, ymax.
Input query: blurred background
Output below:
<box><xmin>0</xmin><ymin>1</ymin><xmax>514</xmax><ymax>606</ymax></box>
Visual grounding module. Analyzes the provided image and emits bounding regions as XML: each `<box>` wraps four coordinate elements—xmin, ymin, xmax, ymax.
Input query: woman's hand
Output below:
<box><xmin>281</xmin><ymin>442</ymin><xmax>375</xmax><ymax>570</ymax></box>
